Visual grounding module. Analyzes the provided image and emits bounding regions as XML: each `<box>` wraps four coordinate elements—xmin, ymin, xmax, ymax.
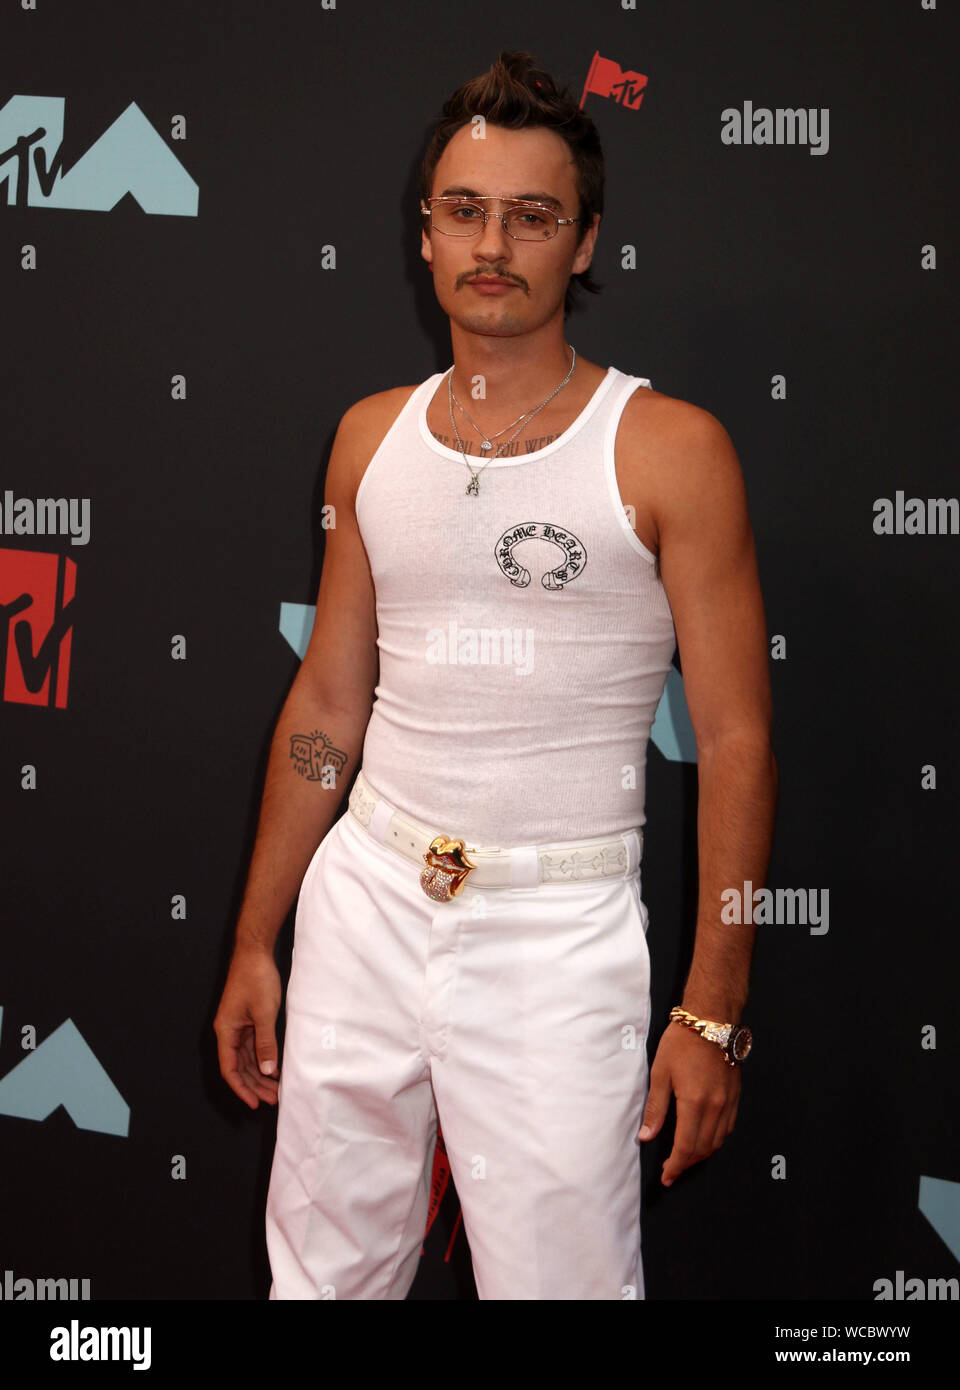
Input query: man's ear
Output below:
<box><xmin>420</xmin><ymin>226</ymin><xmax>433</xmax><ymax>267</ymax></box>
<box><xmin>571</xmin><ymin>212</ymin><xmax>601</xmax><ymax>276</ymax></box>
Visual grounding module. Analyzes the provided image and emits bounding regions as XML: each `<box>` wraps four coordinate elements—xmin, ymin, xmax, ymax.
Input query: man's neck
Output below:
<box><xmin>447</xmin><ymin>321</ymin><xmax>579</xmax><ymax>417</ymax></box>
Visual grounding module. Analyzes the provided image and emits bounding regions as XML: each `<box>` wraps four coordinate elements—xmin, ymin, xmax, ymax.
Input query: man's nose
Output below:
<box><xmin>472</xmin><ymin>208</ymin><xmax>513</xmax><ymax>262</ymax></box>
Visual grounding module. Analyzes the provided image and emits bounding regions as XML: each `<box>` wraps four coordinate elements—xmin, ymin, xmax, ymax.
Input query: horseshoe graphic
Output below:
<box><xmin>494</xmin><ymin>521</ymin><xmax>588</xmax><ymax>590</ymax></box>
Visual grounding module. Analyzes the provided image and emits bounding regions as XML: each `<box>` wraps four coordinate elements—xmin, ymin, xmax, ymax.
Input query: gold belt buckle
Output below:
<box><xmin>420</xmin><ymin>836</ymin><xmax>475</xmax><ymax>902</ymax></box>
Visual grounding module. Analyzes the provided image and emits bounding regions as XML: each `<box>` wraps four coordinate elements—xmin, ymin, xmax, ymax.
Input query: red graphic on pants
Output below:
<box><xmin>579</xmin><ymin>52</ymin><xmax>648</xmax><ymax>110</ymax></box>
<box><xmin>0</xmin><ymin>548</ymin><xmax>76</xmax><ymax>708</ymax></box>
<box><xmin>422</xmin><ymin>1125</ymin><xmax>464</xmax><ymax>1261</ymax></box>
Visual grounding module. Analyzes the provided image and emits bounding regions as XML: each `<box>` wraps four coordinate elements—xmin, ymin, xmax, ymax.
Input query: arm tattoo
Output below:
<box><xmin>289</xmin><ymin>730</ymin><xmax>347</xmax><ymax>788</ymax></box>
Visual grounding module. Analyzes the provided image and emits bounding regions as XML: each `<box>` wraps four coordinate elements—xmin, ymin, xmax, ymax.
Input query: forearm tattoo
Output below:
<box><xmin>289</xmin><ymin>730</ymin><xmax>347</xmax><ymax>787</ymax></box>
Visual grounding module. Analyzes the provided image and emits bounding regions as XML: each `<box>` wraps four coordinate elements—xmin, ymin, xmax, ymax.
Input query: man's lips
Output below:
<box><xmin>466</xmin><ymin>275</ymin><xmax>521</xmax><ymax>293</ymax></box>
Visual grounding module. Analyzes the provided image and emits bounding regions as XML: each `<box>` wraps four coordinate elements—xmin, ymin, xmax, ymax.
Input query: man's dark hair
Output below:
<box><xmin>419</xmin><ymin>50</ymin><xmax>605</xmax><ymax>317</ymax></box>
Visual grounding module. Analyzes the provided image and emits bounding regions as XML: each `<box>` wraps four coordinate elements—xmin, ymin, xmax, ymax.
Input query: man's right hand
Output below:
<box><xmin>213</xmin><ymin>945</ymin><xmax>283</xmax><ymax>1109</ymax></box>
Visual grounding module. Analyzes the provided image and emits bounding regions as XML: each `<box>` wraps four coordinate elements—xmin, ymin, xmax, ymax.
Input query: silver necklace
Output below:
<box><xmin>446</xmin><ymin>345</ymin><xmax>577</xmax><ymax>496</ymax></box>
<box><xmin>450</xmin><ymin>397</ymin><xmax>534</xmax><ymax>450</ymax></box>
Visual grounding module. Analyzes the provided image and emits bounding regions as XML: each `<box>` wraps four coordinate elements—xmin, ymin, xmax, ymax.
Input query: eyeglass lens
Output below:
<box><xmin>430</xmin><ymin>199</ymin><xmax>559</xmax><ymax>241</ymax></box>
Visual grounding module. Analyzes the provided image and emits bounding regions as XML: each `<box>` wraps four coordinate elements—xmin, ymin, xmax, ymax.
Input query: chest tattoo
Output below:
<box><xmin>429</xmin><ymin>430</ymin><xmax>559</xmax><ymax>456</ymax></box>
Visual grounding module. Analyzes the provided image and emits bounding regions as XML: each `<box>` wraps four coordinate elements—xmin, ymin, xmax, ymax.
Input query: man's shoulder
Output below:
<box><xmin>620</xmin><ymin>381</ymin><xmax>728</xmax><ymax>448</ymax></box>
<box><xmin>328</xmin><ymin>386</ymin><xmax>424</xmax><ymax>503</ymax></box>
<box><xmin>615</xmin><ymin>381</ymin><xmax>745</xmax><ymax>539</ymax></box>
<box><xmin>620</xmin><ymin>382</ymin><xmax>740</xmax><ymax>483</ymax></box>
<box><xmin>341</xmin><ymin>384</ymin><xmax>423</xmax><ymax>436</ymax></box>
<box><xmin>331</xmin><ymin>385</ymin><xmax>423</xmax><ymax>481</ymax></box>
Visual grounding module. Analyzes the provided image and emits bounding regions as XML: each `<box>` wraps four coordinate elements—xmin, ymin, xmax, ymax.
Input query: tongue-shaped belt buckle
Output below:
<box><xmin>420</xmin><ymin>837</ymin><xmax>476</xmax><ymax>901</ymax></box>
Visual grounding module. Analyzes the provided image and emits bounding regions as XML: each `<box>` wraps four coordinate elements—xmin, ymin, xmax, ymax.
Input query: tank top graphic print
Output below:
<box><xmin>353</xmin><ymin>364</ymin><xmax>677</xmax><ymax>848</ymax></box>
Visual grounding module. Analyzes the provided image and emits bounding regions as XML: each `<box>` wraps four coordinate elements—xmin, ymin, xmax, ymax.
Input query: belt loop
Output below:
<box><xmin>509</xmin><ymin>846</ymin><xmax>540</xmax><ymax>889</ymax></box>
<box><xmin>623</xmin><ymin>829</ymin><xmax>641</xmax><ymax>877</ymax></box>
<box><xmin>368</xmin><ymin>795</ymin><xmax>396</xmax><ymax>845</ymax></box>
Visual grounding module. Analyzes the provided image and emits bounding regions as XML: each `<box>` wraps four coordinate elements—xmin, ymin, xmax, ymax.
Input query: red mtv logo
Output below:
<box><xmin>579</xmin><ymin>52</ymin><xmax>648</xmax><ymax>111</ymax></box>
<box><xmin>0</xmin><ymin>548</ymin><xmax>76</xmax><ymax>708</ymax></box>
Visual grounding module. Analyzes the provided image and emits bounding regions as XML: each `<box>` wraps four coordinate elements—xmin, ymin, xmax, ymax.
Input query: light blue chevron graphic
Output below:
<box><xmin>0</xmin><ymin>96</ymin><xmax>198</xmax><ymax>214</ymax></box>
<box><xmin>918</xmin><ymin>1176</ymin><xmax>960</xmax><ymax>1264</ymax></box>
<box><xmin>279</xmin><ymin>602</ymin><xmax>316</xmax><ymax>659</ymax></box>
<box><xmin>649</xmin><ymin>666</ymin><xmax>697</xmax><ymax>763</ymax></box>
<box><xmin>0</xmin><ymin>1009</ymin><xmax>129</xmax><ymax>1137</ymax></box>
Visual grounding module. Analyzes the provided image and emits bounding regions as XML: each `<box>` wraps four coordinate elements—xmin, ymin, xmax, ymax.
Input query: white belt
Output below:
<box><xmin>347</xmin><ymin>769</ymin><xmax>642</xmax><ymax>900</ymax></box>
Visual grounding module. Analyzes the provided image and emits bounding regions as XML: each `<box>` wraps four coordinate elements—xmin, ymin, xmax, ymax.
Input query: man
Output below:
<box><xmin>214</xmin><ymin>50</ymin><xmax>777</xmax><ymax>1301</ymax></box>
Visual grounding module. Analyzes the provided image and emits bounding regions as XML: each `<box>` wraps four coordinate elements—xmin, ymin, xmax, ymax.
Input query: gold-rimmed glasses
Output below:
<box><xmin>420</xmin><ymin>195</ymin><xmax>583</xmax><ymax>242</ymax></box>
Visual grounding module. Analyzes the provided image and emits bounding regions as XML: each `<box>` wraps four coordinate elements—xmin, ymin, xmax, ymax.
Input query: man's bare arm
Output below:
<box><xmin>657</xmin><ymin>408</ymin><xmax>777</xmax><ymax>1020</ymax></box>
<box><xmin>230</xmin><ymin>420</ymin><xmax>380</xmax><ymax>959</ymax></box>
<box><xmin>633</xmin><ymin>401</ymin><xmax>777</xmax><ymax>1181</ymax></box>
<box><xmin>213</xmin><ymin>388</ymin><xmax>414</xmax><ymax>1108</ymax></box>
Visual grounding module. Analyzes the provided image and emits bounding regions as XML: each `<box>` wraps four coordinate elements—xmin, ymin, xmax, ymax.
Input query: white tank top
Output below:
<box><xmin>354</xmin><ymin>364</ymin><xmax>677</xmax><ymax>848</ymax></box>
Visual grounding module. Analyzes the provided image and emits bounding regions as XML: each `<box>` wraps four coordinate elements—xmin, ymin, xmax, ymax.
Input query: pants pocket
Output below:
<box><xmin>626</xmin><ymin>874</ymin><xmax>650</xmax><ymax>965</ymax></box>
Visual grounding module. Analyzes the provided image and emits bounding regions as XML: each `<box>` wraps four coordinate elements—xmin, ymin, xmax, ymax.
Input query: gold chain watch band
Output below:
<box><xmin>669</xmin><ymin>1006</ymin><xmax>753</xmax><ymax>1067</ymax></box>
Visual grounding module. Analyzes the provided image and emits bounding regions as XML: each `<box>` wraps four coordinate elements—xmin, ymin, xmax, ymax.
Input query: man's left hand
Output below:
<box><xmin>637</xmin><ymin>1021</ymin><xmax>741</xmax><ymax>1186</ymax></box>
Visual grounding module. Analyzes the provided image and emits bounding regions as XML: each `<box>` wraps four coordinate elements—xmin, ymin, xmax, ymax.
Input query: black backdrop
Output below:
<box><xmin>1</xmin><ymin>0</ymin><xmax>957</xmax><ymax>1304</ymax></box>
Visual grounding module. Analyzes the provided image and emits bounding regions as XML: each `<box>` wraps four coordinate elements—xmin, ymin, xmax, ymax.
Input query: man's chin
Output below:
<box><xmin>449</xmin><ymin>309</ymin><xmax>530</xmax><ymax>337</ymax></box>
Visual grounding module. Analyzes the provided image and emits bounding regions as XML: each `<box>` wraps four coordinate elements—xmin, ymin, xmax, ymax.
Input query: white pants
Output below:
<box><xmin>266</xmin><ymin>796</ymin><xmax>653</xmax><ymax>1300</ymax></box>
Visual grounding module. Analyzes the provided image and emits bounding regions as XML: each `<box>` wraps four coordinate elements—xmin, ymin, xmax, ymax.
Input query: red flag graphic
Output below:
<box><xmin>580</xmin><ymin>51</ymin><xmax>648</xmax><ymax>110</ymax></box>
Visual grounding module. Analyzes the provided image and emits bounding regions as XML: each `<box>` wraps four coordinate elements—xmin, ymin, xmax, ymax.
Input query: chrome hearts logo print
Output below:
<box><xmin>494</xmin><ymin>522</ymin><xmax>587</xmax><ymax>590</ymax></box>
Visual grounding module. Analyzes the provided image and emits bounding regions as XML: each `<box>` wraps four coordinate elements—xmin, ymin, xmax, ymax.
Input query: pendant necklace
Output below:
<box><xmin>445</xmin><ymin>345</ymin><xmax>577</xmax><ymax>496</ymax></box>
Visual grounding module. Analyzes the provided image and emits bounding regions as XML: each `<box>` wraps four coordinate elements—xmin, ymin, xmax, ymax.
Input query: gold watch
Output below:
<box><xmin>669</xmin><ymin>1006</ymin><xmax>753</xmax><ymax>1067</ymax></box>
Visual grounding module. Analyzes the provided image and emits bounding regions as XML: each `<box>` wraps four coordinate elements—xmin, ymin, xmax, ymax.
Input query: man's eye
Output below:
<box><xmin>451</xmin><ymin>203</ymin><xmax>482</xmax><ymax>218</ymax></box>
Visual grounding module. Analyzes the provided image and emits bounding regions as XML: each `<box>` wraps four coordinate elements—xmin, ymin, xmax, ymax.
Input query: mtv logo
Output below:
<box><xmin>0</xmin><ymin>548</ymin><xmax>76</xmax><ymax>709</ymax></box>
<box><xmin>579</xmin><ymin>52</ymin><xmax>648</xmax><ymax>111</ymax></box>
<box><xmin>0</xmin><ymin>95</ymin><xmax>198</xmax><ymax>215</ymax></box>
